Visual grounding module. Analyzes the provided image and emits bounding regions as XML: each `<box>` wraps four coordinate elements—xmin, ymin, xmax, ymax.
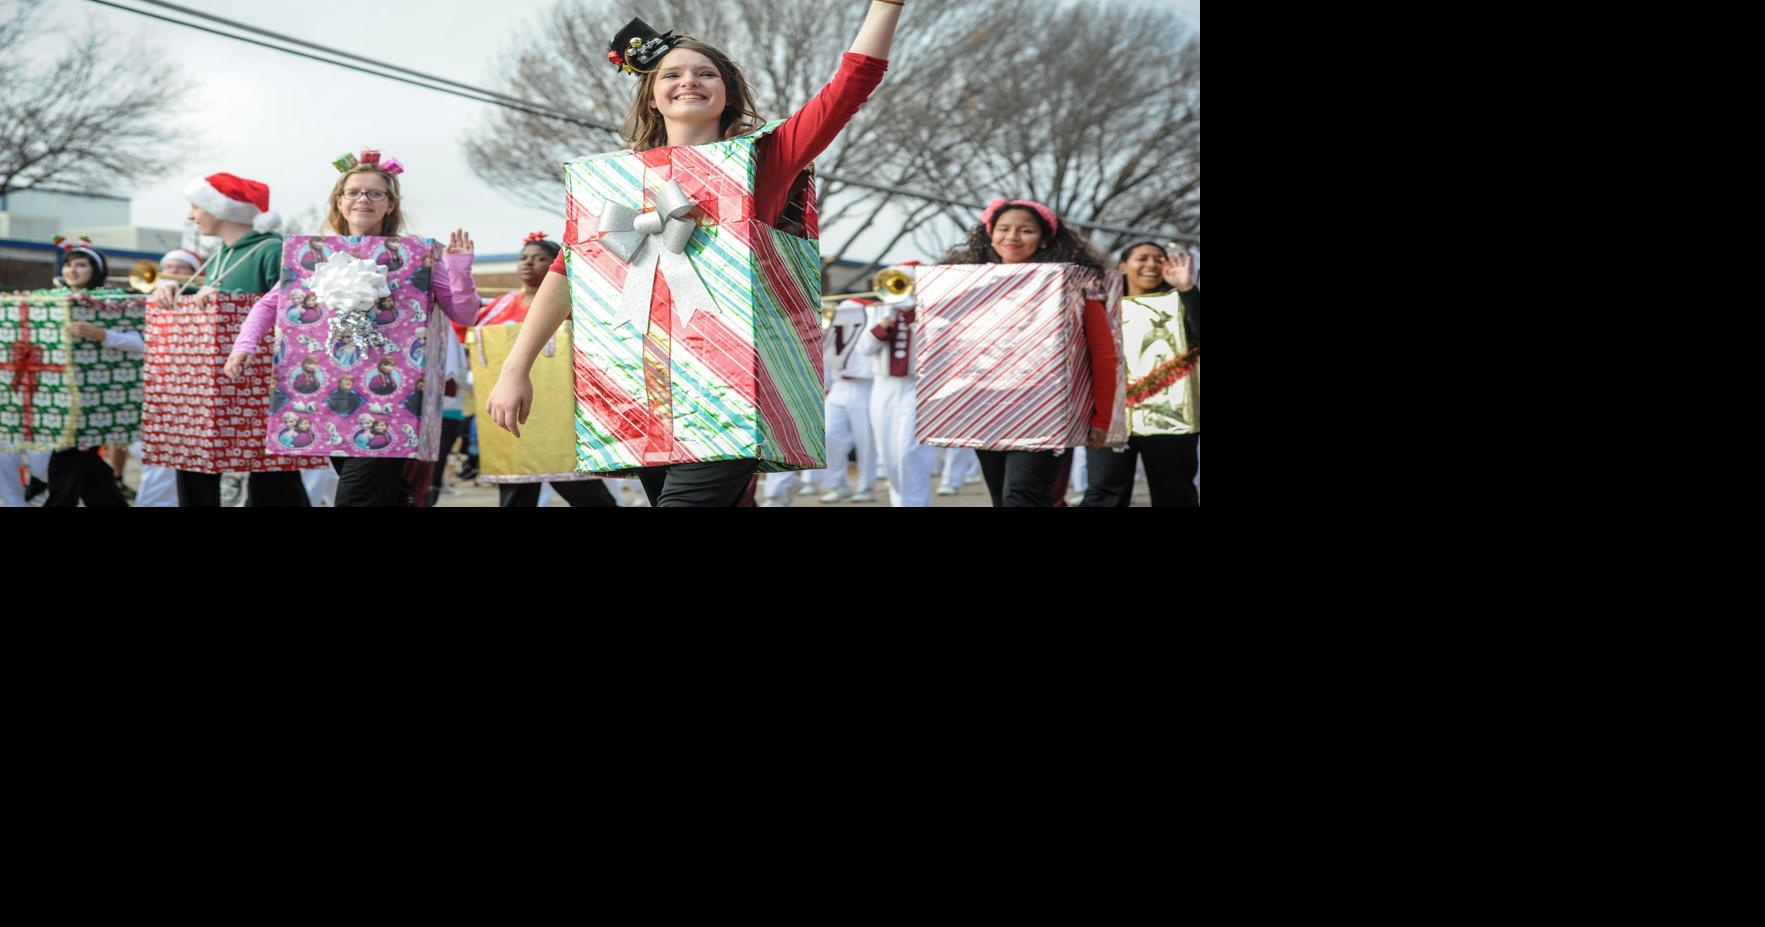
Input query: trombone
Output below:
<box><xmin>128</xmin><ymin>259</ymin><xmax>199</xmax><ymax>294</ymax></box>
<box><xmin>821</xmin><ymin>267</ymin><xmax>915</xmax><ymax>319</ymax></box>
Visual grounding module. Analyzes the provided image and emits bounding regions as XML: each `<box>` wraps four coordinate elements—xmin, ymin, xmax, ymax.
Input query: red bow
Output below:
<box><xmin>9</xmin><ymin>341</ymin><xmax>45</xmax><ymax>389</ymax></box>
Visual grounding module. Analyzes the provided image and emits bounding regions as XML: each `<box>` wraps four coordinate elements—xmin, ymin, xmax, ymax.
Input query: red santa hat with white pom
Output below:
<box><xmin>182</xmin><ymin>172</ymin><xmax>282</xmax><ymax>232</ymax></box>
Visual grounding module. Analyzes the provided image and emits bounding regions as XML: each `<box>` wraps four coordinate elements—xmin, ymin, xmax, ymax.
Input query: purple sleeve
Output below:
<box><xmin>432</xmin><ymin>253</ymin><xmax>481</xmax><ymax>326</ymax></box>
<box><xmin>231</xmin><ymin>289</ymin><xmax>284</xmax><ymax>355</ymax></box>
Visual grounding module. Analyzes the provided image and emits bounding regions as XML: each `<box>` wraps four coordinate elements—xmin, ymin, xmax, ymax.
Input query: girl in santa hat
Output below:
<box><xmin>151</xmin><ymin>172</ymin><xmax>316</xmax><ymax>507</ymax></box>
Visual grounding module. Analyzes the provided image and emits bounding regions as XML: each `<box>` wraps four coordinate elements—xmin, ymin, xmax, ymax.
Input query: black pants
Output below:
<box><xmin>974</xmin><ymin>449</ymin><xmax>1066</xmax><ymax>508</ymax></box>
<box><xmin>46</xmin><ymin>448</ymin><xmax>128</xmax><ymax>507</ymax></box>
<box><xmin>433</xmin><ymin>417</ymin><xmax>467</xmax><ymax>491</ymax></box>
<box><xmin>332</xmin><ymin>457</ymin><xmax>411</xmax><ymax>508</ymax></box>
<box><xmin>499</xmin><ymin>481</ymin><xmax>618</xmax><ymax>508</ymax></box>
<box><xmin>1082</xmin><ymin>434</ymin><xmax>1199</xmax><ymax>508</ymax></box>
<box><xmin>175</xmin><ymin>470</ymin><xmax>311</xmax><ymax>507</ymax></box>
<box><xmin>635</xmin><ymin>459</ymin><xmax>760</xmax><ymax>507</ymax></box>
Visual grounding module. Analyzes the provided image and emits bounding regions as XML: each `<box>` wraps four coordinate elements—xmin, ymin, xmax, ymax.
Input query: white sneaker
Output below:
<box><xmin>761</xmin><ymin>497</ymin><xmax>791</xmax><ymax>507</ymax></box>
<box><xmin>820</xmin><ymin>488</ymin><xmax>851</xmax><ymax>503</ymax></box>
<box><xmin>797</xmin><ymin>483</ymin><xmax>817</xmax><ymax>496</ymax></box>
<box><xmin>937</xmin><ymin>485</ymin><xmax>959</xmax><ymax>496</ymax></box>
<box><xmin>850</xmin><ymin>490</ymin><xmax>877</xmax><ymax>503</ymax></box>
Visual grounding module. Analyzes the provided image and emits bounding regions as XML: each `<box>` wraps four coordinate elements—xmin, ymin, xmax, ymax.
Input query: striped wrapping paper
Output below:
<box><xmin>915</xmin><ymin>263</ymin><xmax>1120</xmax><ymax>452</ymax></box>
<box><xmin>562</xmin><ymin>120</ymin><xmax>825</xmax><ymax>475</ymax></box>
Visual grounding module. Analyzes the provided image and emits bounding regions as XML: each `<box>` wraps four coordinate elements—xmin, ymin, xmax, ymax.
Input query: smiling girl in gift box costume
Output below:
<box><xmin>487</xmin><ymin>3</ymin><xmax>904</xmax><ymax>507</ymax></box>
<box><xmin>935</xmin><ymin>201</ymin><xmax>1120</xmax><ymax>508</ymax></box>
<box><xmin>1080</xmin><ymin>241</ymin><xmax>1199</xmax><ymax>508</ymax></box>
<box><xmin>147</xmin><ymin>173</ymin><xmax>322</xmax><ymax>507</ymax></box>
<box><xmin>22</xmin><ymin>238</ymin><xmax>147</xmax><ymax>507</ymax></box>
<box><xmin>223</xmin><ymin>152</ymin><xmax>482</xmax><ymax>507</ymax></box>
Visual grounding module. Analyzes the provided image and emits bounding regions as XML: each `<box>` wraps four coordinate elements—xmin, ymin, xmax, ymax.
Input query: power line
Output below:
<box><xmin>130</xmin><ymin>0</ymin><xmax>621</xmax><ymax>135</ymax></box>
<box><xmin>84</xmin><ymin>0</ymin><xmax>1197</xmax><ymax>245</ymax></box>
<box><xmin>84</xmin><ymin>0</ymin><xmax>612</xmax><ymax>132</ymax></box>
<box><xmin>825</xmin><ymin>176</ymin><xmax>1199</xmax><ymax>244</ymax></box>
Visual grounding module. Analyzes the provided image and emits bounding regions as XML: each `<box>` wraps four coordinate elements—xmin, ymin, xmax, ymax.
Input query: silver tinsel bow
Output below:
<box><xmin>598</xmin><ymin>181</ymin><xmax>717</xmax><ymax>329</ymax></box>
<box><xmin>310</xmin><ymin>251</ymin><xmax>397</xmax><ymax>359</ymax></box>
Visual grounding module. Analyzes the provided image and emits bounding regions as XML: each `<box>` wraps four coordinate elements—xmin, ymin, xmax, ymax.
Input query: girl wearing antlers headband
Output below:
<box><xmin>27</xmin><ymin>238</ymin><xmax>144</xmax><ymax>508</ymax></box>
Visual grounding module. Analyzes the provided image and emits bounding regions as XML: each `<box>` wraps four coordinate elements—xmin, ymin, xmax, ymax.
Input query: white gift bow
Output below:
<box><xmin>598</xmin><ymin>181</ymin><xmax>717</xmax><ymax>330</ymax></box>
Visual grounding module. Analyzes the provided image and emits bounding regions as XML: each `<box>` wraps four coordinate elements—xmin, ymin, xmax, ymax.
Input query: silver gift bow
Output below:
<box><xmin>598</xmin><ymin>181</ymin><xmax>717</xmax><ymax>330</ymax></box>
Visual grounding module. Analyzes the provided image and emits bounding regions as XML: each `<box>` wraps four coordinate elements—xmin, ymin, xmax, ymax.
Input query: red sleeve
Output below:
<box><xmin>753</xmin><ymin>52</ymin><xmax>888</xmax><ymax>227</ymax></box>
<box><xmin>1083</xmin><ymin>299</ymin><xmax>1119</xmax><ymax>431</ymax></box>
<box><xmin>554</xmin><ymin>54</ymin><xmax>885</xmax><ymax>261</ymax></box>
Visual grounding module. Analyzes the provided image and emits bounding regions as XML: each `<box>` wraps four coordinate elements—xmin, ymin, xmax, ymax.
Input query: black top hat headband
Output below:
<box><xmin>608</xmin><ymin>18</ymin><xmax>683</xmax><ymax>75</ymax></box>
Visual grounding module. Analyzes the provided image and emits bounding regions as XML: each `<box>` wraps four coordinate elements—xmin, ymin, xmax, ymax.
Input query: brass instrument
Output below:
<box><xmin>128</xmin><ymin>259</ymin><xmax>198</xmax><ymax>294</ymax></box>
<box><xmin>820</xmin><ymin>266</ymin><xmax>916</xmax><ymax>309</ymax></box>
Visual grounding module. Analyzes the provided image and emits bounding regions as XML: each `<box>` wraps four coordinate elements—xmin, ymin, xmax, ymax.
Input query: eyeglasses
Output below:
<box><xmin>340</xmin><ymin>190</ymin><xmax>390</xmax><ymax>202</ymax></box>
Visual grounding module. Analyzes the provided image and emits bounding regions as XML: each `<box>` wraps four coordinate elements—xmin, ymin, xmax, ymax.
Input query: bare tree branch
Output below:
<box><xmin>462</xmin><ymin>0</ymin><xmax>1199</xmax><ymax>264</ymax></box>
<box><xmin>1</xmin><ymin>4</ymin><xmax>200</xmax><ymax>198</ymax></box>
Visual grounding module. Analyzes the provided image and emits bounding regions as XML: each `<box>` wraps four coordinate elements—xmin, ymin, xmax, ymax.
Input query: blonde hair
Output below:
<box><xmin>324</xmin><ymin>165</ymin><xmax>406</xmax><ymax>236</ymax></box>
<box><xmin>621</xmin><ymin>38</ymin><xmax>764</xmax><ymax>151</ymax></box>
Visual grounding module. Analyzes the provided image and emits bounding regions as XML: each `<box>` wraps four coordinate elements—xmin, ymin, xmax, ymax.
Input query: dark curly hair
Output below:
<box><xmin>941</xmin><ymin>203</ymin><xmax>1105</xmax><ymax>271</ymax></box>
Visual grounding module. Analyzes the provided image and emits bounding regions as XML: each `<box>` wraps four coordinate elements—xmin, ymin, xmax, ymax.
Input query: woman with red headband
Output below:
<box><xmin>467</xmin><ymin>232</ymin><xmax>616</xmax><ymax>508</ymax></box>
<box><xmin>938</xmin><ymin>199</ymin><xmax>1119</xmax><ymax>507</ymax></box>
<box><xmin>435</xmin><ymin>231</ymin><xmax>564</xmax><ymax>495</ymax></box>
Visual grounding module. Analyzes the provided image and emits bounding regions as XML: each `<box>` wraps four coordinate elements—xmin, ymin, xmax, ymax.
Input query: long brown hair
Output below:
<box><xmin>323</xmin><ymin>165</ymin><xmax>406</xmax><ymax>237</ymax></box>
<box><xmin>620</xmin><ymin>38</ymin><xmax>764</xmax><ymax>151</ymax></box>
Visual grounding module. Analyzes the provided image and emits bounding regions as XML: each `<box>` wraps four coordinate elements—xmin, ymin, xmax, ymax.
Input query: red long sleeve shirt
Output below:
<box><xmin>1082</xmin><ymin>298</ymin><xmax>1119</xmax><ymax>431</ymax></box>
<box><xmin>550</xmin><ymin>52</ymin><xmax>888</xmax><ymax>276</ymax></box>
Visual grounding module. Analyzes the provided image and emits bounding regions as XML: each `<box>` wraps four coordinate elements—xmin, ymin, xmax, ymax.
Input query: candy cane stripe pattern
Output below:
<box><xmin>914</xmin><ymin>263</ymin><xmax>1097</xmax><ymax>452</ymax></box>
<box><xmin>562</xmin><ymin>120</ymin><xmax>824</xmax><ymax>475</ymax></box>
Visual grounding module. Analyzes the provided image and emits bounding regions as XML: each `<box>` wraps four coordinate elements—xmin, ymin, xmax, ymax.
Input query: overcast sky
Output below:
<box><xmin>30</xmin><ymin>0</ymin><xmax>1198</xmax><ymax>260</ymax></box>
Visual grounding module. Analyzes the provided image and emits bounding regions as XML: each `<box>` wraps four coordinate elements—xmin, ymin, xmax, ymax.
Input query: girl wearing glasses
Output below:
<box><xmin>223</xmin><ymin>155</ymin><xmax>482</xmax><ymax>506</ymax></box>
